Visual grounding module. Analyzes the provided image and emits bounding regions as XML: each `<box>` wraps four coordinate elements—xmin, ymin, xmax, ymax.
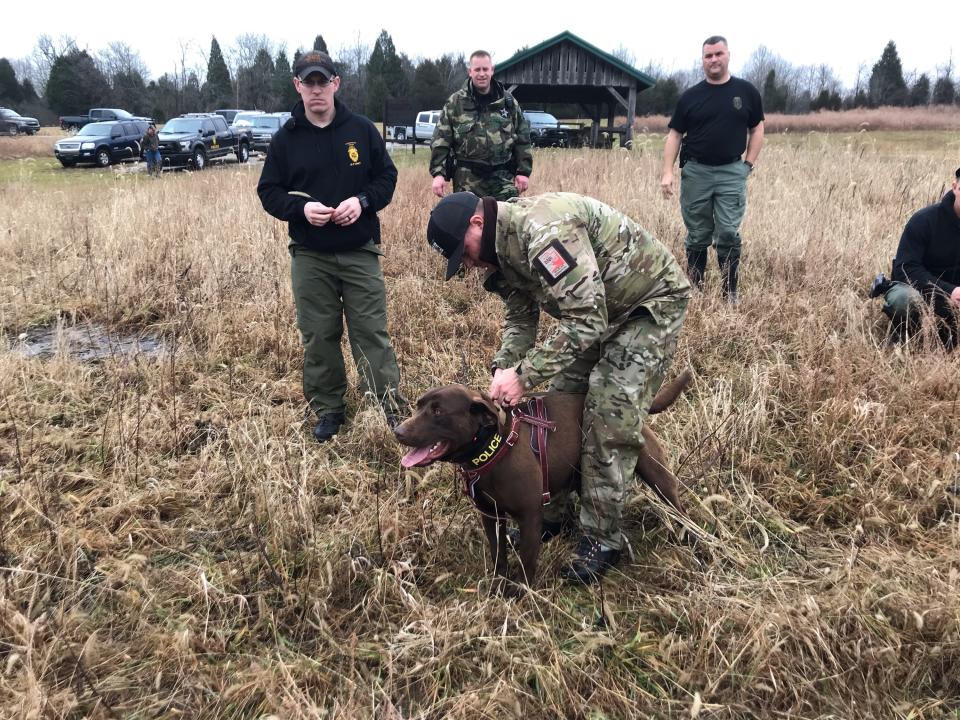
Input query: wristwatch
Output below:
<box><xmin>743</xmin><ymin>160</ymin><xmax>754</xmax><ymax>172</ymax></box>
<box><xmin>357</xmin><ymin>192</ymin><xmax>370</xmax><ymax>210</ymax></box>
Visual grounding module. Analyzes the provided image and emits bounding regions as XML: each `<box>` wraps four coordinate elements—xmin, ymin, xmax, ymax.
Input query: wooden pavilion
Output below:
<box><xmin>493</xmin><ymin>30</ymin><xmax>655</xmax><ymax>148</ymax></box>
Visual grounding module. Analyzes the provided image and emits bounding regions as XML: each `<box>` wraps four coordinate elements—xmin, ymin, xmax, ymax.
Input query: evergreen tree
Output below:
<box><xmin>365</xmin><ymin>30</ymin><xmax>405</xmax><ymax>122</ymax></box>
<box><xmin>932</xmin><ymin>75</ymin><xmax>955</xmax><ymax>105</ymax></box>
<box><xmin>204</xmin><ymin>37</ymin><xmax>233</xmax><ymax>108</ymax></box>
<box><xmin>762</xmin><ymin>69</ymin><xmax>787</xmax><ymax>113</ymax></box>
<box><xmin>273</xmin><ymin>50</ymin><xmax>299</xmax><ymax>111</ymax></box>
<box><xmin>909</xmin><ymin>74</ymin><xmax>930</xmax><ymax>106</ymax></box>
<box><xmin>238</xmin><ymin>47</ymin><xmax>275</xmax><ymax>109</ymax></box>
<box><xmin>312</xmin><ymin>35</ymin><xmax>328</xmax><ymax>53</ymax></box>
<box><xmin>111</xmin><ymin>69</ymin><xmax>149</xmax><ymax>114</ymax></box>
<box><xmin>46</xmin><ymin>49</ymin><xmax>110</xmax><ymax>114</ymax></box>
<box><xmin>0</xmin><ymin>58</ymin><xmax>24</xmax><ymax>102</ymax></box>
<box><xmin>411</xmin><ymin>59</ymin><xmax>447</xmax><ymax>111</ymax></box>
<box><xmin>21</xmin><ymin>79</ymin><xmax>38</xmax><ymax>101</ymax></box>
<box><xmin>868</xmin><ymin>41</ymin><xmax>908</xmax><ymax>107</ymax></box>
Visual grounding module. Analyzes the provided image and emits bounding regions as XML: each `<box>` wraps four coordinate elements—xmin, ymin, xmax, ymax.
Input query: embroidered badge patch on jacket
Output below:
<box><xmin>534</xmin><ymin>240</ymin><xmax>577</xmax><ymax>286</ymax></box>
<box><xmin>346</xmin><ymin>142</ymin><xmax>361</xmax><ymax>166</ymax></box>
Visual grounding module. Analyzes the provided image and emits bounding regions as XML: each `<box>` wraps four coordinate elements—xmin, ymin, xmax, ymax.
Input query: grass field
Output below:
<box><xmin>1</xmin><ymin>129</ymin><xmax>959</xmax><ymax>719</ymax></box>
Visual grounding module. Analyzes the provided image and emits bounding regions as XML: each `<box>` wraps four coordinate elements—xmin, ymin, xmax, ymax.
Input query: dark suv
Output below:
<box><xmin>0</xmin><ymin>107</ymin><xmax>40</xmax><ymax>135</ymax></box>
<box><xmin>524</xmin><ymin>110</ymin><xmax>581</xmax><ymax>148</ymax></box>
<box><xmin>232</xmin><ymin>111</ymin><xmax>290</xmax><ymax>152</ymax></box>
<box><xmin>53</xmin><ymin>119</ymin><xmax>150</xmax><ymax>167</ymax></box>
<box><xmin>158</xmin><ymin>113</ymin><xmax>251</xmax><ymax>169</ymax></box>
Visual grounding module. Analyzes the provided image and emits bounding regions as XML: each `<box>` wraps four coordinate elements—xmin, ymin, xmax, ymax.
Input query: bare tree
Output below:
<box><xmin>30</xmin><ymin>34</ymin><xmax>77</xmax><ymax>94</ymax></box>
<box><xmin>98</xmin><ymin>42</ymin><xmax>150</xmax><ymax>81</ymax></box>
<box><xmin>611</xmin><ymin>44</ymin><xmax>636</xmax><ymax>67</ymax></box>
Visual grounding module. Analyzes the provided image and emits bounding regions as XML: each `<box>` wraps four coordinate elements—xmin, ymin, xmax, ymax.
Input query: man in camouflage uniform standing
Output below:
<box><xmin>426</xmin><ymin>192</ymin><xmax>690</xmax><ymax>583</ymax></box>
<box><xmin>430</xmin><ymin>50</ymin><xmax>532</xmax><ymax>201</ymax></box>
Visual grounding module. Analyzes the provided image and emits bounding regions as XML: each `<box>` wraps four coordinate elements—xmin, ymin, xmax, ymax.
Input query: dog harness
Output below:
<box><xmin>460</xmin><ymin>397</ymin><xmax>557</xmax><ymax>506</ymax></box>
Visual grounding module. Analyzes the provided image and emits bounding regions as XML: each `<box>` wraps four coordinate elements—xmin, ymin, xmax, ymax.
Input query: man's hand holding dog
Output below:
<box><xmin>489</xmin><ymin>368</ymin><xmax>524</xmax><ymax>407</ymax></box>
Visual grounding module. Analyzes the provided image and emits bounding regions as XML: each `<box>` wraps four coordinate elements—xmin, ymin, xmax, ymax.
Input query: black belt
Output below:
<box><xmin>457</xmin><ymin>160</ymin><xmax>510</xmax><ymax>176</ymax></box>
<box><xmin>687</xmin><ymin>156</ymin><xmax>740</xmax><ymax>167</ymax></box>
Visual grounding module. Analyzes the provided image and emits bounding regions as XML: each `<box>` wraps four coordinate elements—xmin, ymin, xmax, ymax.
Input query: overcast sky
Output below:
<box><xmin>4</xmin><ymin>2</ymin><xmax>956</xmax><ymax>89</ymax></box>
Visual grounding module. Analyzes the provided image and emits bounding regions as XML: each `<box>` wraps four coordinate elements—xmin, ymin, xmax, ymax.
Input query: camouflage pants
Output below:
<box><xmin>545</xmin><ymin>298</ymin><xmax>688</xmax><ymax>549</ymax></box>
<box><xmin>453</xmin><ymin>165</ymin><xmax>518</xmax><ymax>200</ymax></box>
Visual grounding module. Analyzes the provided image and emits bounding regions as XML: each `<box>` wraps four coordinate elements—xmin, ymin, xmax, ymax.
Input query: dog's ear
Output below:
<box><xmin>469</xmin><ymin>393</ymin><xmax>506</xmax><ymax>429</ymax></box>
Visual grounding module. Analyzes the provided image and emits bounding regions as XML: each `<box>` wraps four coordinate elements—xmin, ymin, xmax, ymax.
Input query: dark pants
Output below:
<box><xmin>290</xmin><ymin>242</ymin><xmax>403</xmax><ymax>415</ymax></box>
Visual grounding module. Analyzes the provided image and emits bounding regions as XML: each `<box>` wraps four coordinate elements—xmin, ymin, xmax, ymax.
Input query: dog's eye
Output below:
<box><xmin>432</xmin><ymin>406</ymin><xmax>442</xmax><ymax>416</ymax></box>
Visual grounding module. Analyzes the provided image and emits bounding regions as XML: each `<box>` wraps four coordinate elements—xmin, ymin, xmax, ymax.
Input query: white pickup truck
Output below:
<box><xmin>388</xmin><ymin>110</ymin><xmax>441</xmax><ymax>143</ymax></box>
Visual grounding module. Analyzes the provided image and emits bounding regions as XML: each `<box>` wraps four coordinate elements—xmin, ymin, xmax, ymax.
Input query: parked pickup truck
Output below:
<box><xmin>53</xmin><ymin>119</ymin><xmax>150</xmax><ymax>168</ymax></box>
<box><xmin>387</xmin><ymin>109</ymin><xmax>440</xmax><ymax>143</ymax></box>
<box><xmin>59</xmin><ymin>108</ymin><xmax>152</xmax><ymax>131</ymax></box>
<box><xmin>157</xmin><ymin>113</ymin><xmax>252</xmax><ymax>169</ymax></box>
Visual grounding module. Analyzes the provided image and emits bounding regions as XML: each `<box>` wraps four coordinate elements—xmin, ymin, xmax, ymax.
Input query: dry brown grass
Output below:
<box><xmin>0</xmin><ymin>128</ymin><xmax>65</xmax><ymax>161</ymax></box>
<box><xmin>1</xmin><ymin>140</ymin><xmax>959</xmax><ymax>719</ymax></box>
<box><xmin>635</xmin><ymin>106</ymin><xmax>960</xmax><ymax>135</ymax></box>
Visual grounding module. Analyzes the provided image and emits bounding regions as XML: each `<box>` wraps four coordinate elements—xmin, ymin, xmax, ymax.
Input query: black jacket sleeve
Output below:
<box><xmin>361</xmin><ymin>124</ymin><xmax>397</xmax><ymax>213</ymax></box>
<box><xmin>893</xmin><ymin>212</ymin><xmax>956</xmax><ymax>295</ymax></box>
<box><xmin>257</xmin><ymin>134</ymin><xmax>307</xmax><ymax>222</ymax></box>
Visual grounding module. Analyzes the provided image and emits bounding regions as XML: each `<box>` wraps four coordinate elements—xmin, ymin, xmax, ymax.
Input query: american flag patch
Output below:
<box><xmin>534</xmin><ymin>240</ymin><xmax>577</xmax><ymax>285</ymax></box>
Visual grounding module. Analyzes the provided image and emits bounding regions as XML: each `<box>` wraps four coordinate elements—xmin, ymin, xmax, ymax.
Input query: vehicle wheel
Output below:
<box><xmin>7</xmin><ymin>125</ymin><xmax>18</xmax><ymax>137</ymax></box>
<box><xmin>58</xmin><ymin>159</ymin><xmax>76</xmax><ymax>168</ymax></box>
<box><xmin>395</xmin><ymin>129</ymin><xmax>406</xmax><ymax>142</ymax></box>
<box><xmin>95</xmin><ymin>147</ymin><xmax>111</xmax><ymax>167</ymax></box>
<box><xmin>192</xmin><ymin>147</ymin><xmax>207</xmax><ymax>170</ymax></box>
<box><xmin>237</xmin><ymin>143</ymin><xmax>249</xmax><ymax>163</ymax></box>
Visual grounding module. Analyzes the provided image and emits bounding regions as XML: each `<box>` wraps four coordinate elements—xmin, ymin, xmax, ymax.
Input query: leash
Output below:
<box><xmin>459</xmin><ymin>399</ymin><xmax>557</xmax><ymax>507</ymax></box>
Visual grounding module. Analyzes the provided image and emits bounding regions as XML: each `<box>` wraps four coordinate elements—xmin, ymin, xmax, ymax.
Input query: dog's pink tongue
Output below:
<box><xmin>401</xmin><ymin>446</ymin><xmax>434</xmax><ymax>468</ymax></box>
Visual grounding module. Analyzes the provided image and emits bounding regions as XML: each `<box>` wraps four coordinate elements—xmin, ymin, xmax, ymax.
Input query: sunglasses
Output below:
<box><xmin>298</xmin><ymin>77</ymin><xmax>334</xmax><ymax>89</ymax></box>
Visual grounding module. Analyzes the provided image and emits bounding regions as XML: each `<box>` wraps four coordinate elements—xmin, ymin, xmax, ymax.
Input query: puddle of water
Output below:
<box><xmin>12</xmin><ymin>322</ymin><xmax>165</xmax><ymax>362</ymax></box>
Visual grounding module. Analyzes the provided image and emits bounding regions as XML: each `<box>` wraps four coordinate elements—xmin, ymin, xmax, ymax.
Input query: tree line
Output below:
<box><xmin>1</xmin><ymin>33</ymin><xmax>955</xmax><ymax>125</ymax></box>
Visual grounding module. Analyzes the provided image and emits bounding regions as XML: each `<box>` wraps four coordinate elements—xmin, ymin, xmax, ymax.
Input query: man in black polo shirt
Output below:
<box><xmin>877</xmin><ymin>168</ymin><xmax>960</xmax><ymax>348</ymax></box>
<box><xmin>661</xmin><ymin>35</ymin><xmax>765</xmax><ymax>302</ymax></box>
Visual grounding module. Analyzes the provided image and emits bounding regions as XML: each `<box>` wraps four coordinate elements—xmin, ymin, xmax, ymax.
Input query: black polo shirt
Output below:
<box><xmin>669</xmin><ymin>77</ymin><xmax>764</xmax><ymax>165</ymax></box>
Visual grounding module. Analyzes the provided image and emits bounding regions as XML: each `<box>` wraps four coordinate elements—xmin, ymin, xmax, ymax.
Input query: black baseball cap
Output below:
<box><xmin>427</xmin><ymin>192</ymin><xmax>480</xmax><ymax>280</ymax></box>
<box><xmin>294</xmin><ymin>51</ymin><xmax>338</xmax><ymax>81</ymax></box>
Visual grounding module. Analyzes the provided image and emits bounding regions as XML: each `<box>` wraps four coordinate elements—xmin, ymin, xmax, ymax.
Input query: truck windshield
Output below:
<box><xmin>249</xmin><ymin>117</ymin><xmax>280</xmax><ymax>129</ymax></box>
<box><xmin>78</xmin><ymin>123</ymin><xmax>114</xmax><ymax>136</ymax></box>
<box><xmin>161</xmin><ymin>118</ymin><xmax>203</xmax><ymax>133</ymax></box>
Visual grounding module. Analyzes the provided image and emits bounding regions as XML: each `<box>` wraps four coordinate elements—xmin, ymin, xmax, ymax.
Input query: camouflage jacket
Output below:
<box><xmin>484</xmin><ymin>193</ymin><xmax>690</xmax><ymax>389</ymax></box>
<box><xmin>429</xmin><ymin>79</ymin><xmax>532</xmax><ymax>179</ymax></box>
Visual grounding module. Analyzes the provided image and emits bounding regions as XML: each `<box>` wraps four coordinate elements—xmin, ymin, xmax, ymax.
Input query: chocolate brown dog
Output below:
<box><xmin>394</xmin><ymin>371</ymin><xmax>691</xmax><ymax>591</ymax></box>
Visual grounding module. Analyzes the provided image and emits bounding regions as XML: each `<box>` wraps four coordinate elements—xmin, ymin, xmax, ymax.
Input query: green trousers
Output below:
<box><xmin>679</xmin><ymin>160</ymin><xmax>751</xmax><ymax>261</ymax></box>
<box><xmin>543</xmin><ymin>298</ymin><xmax>688</xmax><ymax>549</ymax></box>
<box><xmin>289</xmin><ymin>242</ymin><xmax>403</xmax><ymax>416</ymax></box>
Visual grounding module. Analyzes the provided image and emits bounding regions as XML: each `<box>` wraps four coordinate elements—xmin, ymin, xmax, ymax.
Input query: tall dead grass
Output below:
<box><xmin>635</xmin><ymin>105</ymin><xmax>960</xmax><ymax>135</ymax></box>
<box><xmin>0</xmin><ymin>140</ymin><xmax>958</xmax><ymax>718</ymax></box>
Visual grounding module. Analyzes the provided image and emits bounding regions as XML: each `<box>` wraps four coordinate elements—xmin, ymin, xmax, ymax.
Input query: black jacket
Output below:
<box><xmin>257</xmin><ymin>99</ymin><xmax>397</xmax><ymax>252</ymax></box>
<box><xmin>892</xmin><ymin>191</ymin><xmax>960</xmax><ymax>297</ymax></box>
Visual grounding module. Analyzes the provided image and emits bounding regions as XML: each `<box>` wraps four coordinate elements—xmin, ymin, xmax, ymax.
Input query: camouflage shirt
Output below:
<box><xmin>429</xmin><ymin>79</ymin><xmax>533</xmax><ymax>179</ymax></box>
<box><xmin>485</xmin><ymin>193</ymin><xmax>690</xmax><ymax>388</ymax></box>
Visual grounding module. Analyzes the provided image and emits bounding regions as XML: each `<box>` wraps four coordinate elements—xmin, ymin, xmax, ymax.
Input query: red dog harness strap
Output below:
<box><xmin>460</xmin><ymin>400</ymin><xmax>557</xmax><ymax>506</ymax></box>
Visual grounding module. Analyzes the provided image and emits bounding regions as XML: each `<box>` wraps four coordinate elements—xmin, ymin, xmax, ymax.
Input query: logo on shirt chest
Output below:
<box><xmin>732</xmin><ymin>96</ymin><xmax>743</xmax><ymax>110</ymax></box>
<box><xmin>345</xmin><ymin>141</ymin><xmax>361</xmax><ymax>166</ymax></box>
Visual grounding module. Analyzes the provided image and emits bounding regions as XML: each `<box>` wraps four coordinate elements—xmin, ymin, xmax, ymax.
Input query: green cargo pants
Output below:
<box><xmin>290</xmin><ymin>242</ymin><xmax>403</xmax><ymax>416</ymax></box>
<box><xmin>544</xmin><ymin>297</ymin><xmax>688</xmax><ymax>550</ymax></box>
<box><xmin>453</xmin><ymin>165</ymin><xmax>519</xmax><ymax>200</ymax></box>
<box><xmin>680</xmin><ymin>159</ymin><xmax>751</xmax><ymax>262</ymax></box>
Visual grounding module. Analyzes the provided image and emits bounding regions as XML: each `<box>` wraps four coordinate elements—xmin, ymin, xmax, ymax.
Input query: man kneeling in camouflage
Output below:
<box><xmin>426</xmin><ymin>192</ymin><xmax>690</xmax><ymax>582</ymax></box>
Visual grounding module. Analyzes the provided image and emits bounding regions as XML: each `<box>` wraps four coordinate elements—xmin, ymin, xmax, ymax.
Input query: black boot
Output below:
<box><xmin>560</xmin><ymin>535</ymin><xmax>621</xmax><ymax>584</ymax></box>
<box><xmin>718</xmin><ymin>255</ymin><xmax>740</xmax><ymax>304</ymax></box>
<box><xmin>313</xmin><ymin>411</ymin><xmax>346</xmax><ymax>442</ymax></box>
<box><xmin>685</xmin><ymin>249</ymin><xmax>707</xmax><ymax>291</ymax></box>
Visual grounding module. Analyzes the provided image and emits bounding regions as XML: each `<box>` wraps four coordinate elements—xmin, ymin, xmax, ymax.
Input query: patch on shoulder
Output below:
<box><xmin>533</xmin><ymin>240</ymin><xmax>577</xmax><ymax>286</ymax></box>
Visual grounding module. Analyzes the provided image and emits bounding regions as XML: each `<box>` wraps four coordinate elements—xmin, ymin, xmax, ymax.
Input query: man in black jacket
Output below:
<box><xmin>879</xmin><ymin>169</ymin><xmax>960</xmax><ymax>348</ymax></box>
<box><xmin>257</xmin><ymin>51</ymin><xmax>407</xmax><ymax>441</ymax></box>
